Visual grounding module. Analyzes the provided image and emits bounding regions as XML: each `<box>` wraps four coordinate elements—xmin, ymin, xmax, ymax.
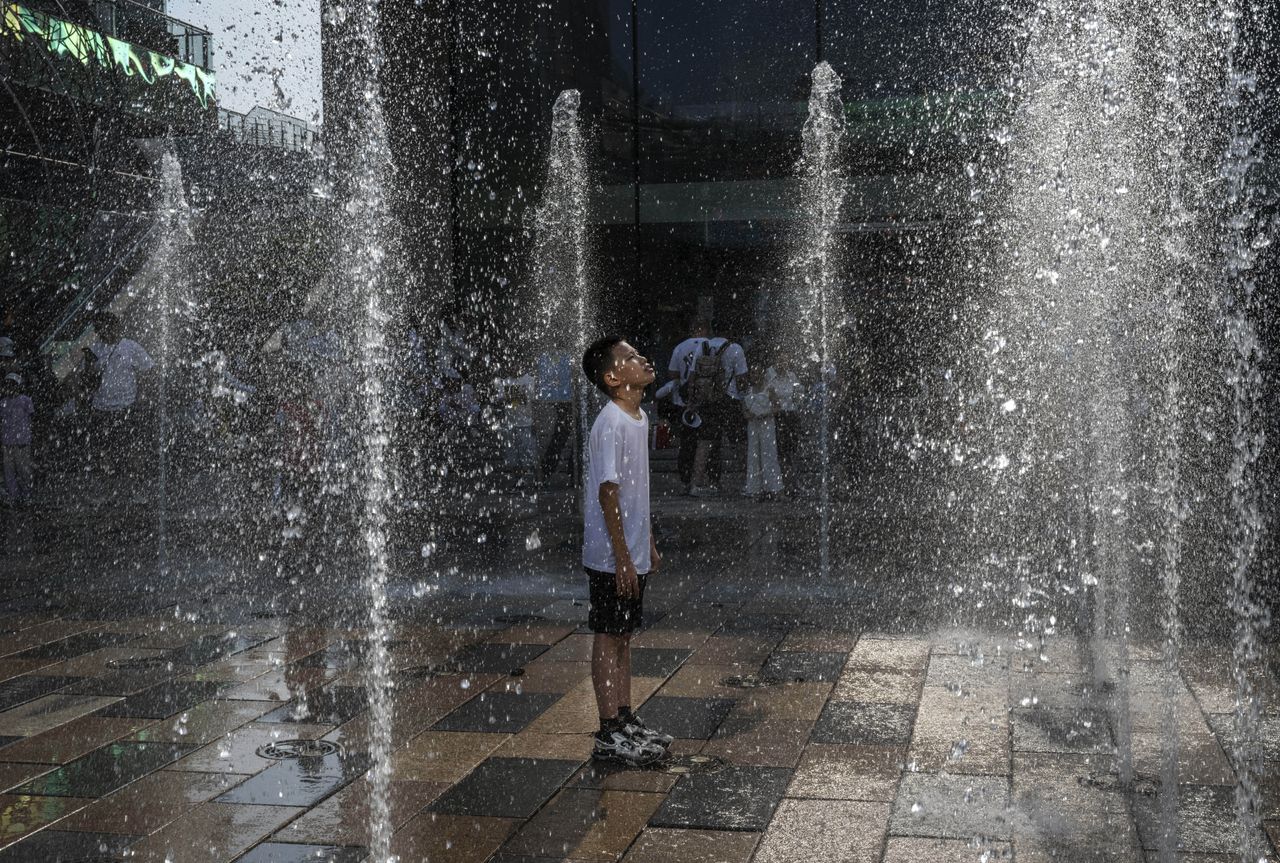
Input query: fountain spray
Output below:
<box><xmin>794</xmin><ymin>62</ymin><xmax>847</xmax><ymax>582</ymax></box>
<box><xmin>328</xmin><ymin>1</ymin><xmax>400</xmax><ymax>860</ymax></box>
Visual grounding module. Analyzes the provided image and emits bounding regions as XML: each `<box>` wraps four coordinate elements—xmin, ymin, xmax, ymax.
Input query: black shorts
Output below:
<box><xmin>586</xmin><ymin>567</ymin><xmax>648</xmax><ymax>634</ymax></box>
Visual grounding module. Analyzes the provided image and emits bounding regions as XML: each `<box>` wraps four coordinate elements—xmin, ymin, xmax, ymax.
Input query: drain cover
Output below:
<box><xmin>722</xmin><ymin>673</ymin><xmax>784</xmax><ymax>688</ymax></box>
<box><xmin>107</xmin><ymin>655</ymin><xmax>170</xmax><ymax>670</ymax></box>
<box><xmin>659</xmin><ymin>754</ymin><xmax>726</xmax><ymax>775</ymax></box>
<box><xmin>1079</xmin><ymin>770</ymin><xmax>1159</xmax><ymax>796</ymax></box>
<box><xmin>257</xmin><ymin>739</ymin><xmax>342</xmax><ymax>760</ymax></box>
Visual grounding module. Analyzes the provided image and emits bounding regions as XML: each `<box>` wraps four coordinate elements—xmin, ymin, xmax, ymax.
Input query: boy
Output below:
<box><xmin>581</xmin><ymin>337</ymin><xmax>674</xmax><ymax>766</ymax></box>
<box><xmin>1</xmin><ymin>372</ymin><xmax>34</xmax><ymax>507</ymax></box>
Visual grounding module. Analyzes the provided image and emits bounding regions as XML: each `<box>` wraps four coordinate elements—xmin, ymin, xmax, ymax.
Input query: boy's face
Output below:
<box><xmin>604</xmin><ymin>341</ymin><xmax>655</xmax><ymax>392</ymax></box>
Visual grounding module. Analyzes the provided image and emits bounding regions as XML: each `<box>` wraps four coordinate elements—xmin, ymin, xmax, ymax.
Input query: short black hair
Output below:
<box><xmin>582</xmin><ymin>335</ymin><xmax>626</xmax><ymax>394</ymax></box>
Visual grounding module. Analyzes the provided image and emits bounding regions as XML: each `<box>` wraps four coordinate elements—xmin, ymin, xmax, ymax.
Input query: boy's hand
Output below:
<box><xmin>650</xmin><ymin>538</ymin><xmax>662</xmax><ymax>572</ymax></box>
<box><xmin>616</xmin><ymin>558</ymin><xmax>640</xmax><ymax>599</ymax></box>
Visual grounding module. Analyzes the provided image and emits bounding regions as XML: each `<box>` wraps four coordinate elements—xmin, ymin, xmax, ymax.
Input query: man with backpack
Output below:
<box><xmin>667</xmin><ymin>318</ymin><xmax>747</xmax><ymax>496</ymax></box>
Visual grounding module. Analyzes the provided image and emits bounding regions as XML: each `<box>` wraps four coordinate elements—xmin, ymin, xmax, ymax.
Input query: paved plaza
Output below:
<box><xmin>0</xmin><ymin>481</ymin><xmax>1277</xmax><ymax>863</ymax></box>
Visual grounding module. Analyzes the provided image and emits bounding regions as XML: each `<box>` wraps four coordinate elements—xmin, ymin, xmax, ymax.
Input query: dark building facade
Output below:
<box><xmin>328</xmin><ymin>0</ymin><xmax>1015</xmax><ymax>382</ymax></box>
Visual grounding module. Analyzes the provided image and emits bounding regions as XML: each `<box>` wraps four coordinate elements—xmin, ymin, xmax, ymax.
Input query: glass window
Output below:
<box><xmin>638</xmin><ymin>0</ymin><xmax>815</xmax><ymax>184</ymax></box>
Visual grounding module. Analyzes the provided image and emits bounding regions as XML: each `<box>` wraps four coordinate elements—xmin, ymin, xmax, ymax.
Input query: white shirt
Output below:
<box><xmin>92</xmin><ymin>339</ymin><xmax>154</xmax><ymax>411</ymax></box>
<box><xmin>582</xmin><ymin>401</ymin><xmax>651</xmax><ymax>574</ymax></box>
<box><xmin>667</xmin><ymin>337</ymin><xmax>749</xmax><ymax>405</ymax></box>
<box><xmin>765</xmin><ymin>367</ymin><xmax>802</xmax><ymax>412</ymax></box>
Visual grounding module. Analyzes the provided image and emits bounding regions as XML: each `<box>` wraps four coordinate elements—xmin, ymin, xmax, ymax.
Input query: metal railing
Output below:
<box><xmin>74</xmin><ymin>0</ymin><xmax>214</xmax><ymax>69</ymax></box>
<box><xmin>217</xmin><ymin>108</ymin><xmax>320</xmax><ymax>153</ymax></box>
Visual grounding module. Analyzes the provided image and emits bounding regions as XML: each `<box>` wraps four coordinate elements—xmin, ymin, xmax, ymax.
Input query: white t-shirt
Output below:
<box><xmin>92</xmin><ymin>339</ymin><xmax>154</xmax><ymax>411</ymax></box>
<box><xmin>582</xmin><ymin>401</ymin><xmax>651</xmax><ymax>574</ymax></box>
<box><xmin>667</xmin><ymin>337</ymin><xmax>748</xmax><ymax>405</ymax></box>
<box><xmin>765</xmin><ymin>367</ymin><xmax>802</xmax><ymax>412</ymax></box>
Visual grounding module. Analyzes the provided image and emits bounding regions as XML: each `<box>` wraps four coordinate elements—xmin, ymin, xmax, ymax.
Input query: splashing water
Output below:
<box><xmin>1217</xmin><ymin>1</ymin><xmax>1270</xmax><ymax>859</ymax></box>
<box><xmin>329</xmin><ymin>2</ymin><xmax>399</xmax><ymax>860</ymax></box>
<box><xmin>532</xmin><ymin>90</ymin><xmax>594</xmax><ymax>502</ymax></box>
<box><xmin>791</xmin><ymin>62</ymin><xmax>847</xmax><ymax>581</ymax></box>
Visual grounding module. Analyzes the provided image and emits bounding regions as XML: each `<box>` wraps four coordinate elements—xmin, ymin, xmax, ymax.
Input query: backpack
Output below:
<box><xmin>686</xmin><ymin>339</ymin><xmax>731</xmax><ymax>408</ymax></box>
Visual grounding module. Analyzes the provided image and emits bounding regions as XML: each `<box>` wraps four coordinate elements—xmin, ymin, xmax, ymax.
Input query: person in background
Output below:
<box><xmin>1</xmin><ymin>372</ymin><xmax>34</xmax><ymax>508</ymax></box>
<box><xmin>502</xmin><ymin>372</ymin><xmax>537</xmax><ymax>481</ymax></box>
<box><xmin>88</xmin><ymin>312</ymin><xmax>155</xmax><ymax>488</ymax></box>
<box><xmin>740</xmin><ymin>366</ymin><xmax>783</xmax><ymax>500</ymax></box>
<box><xmin>667</xmin><ymin>318</ymin><xmax>748</xmax><ymax>496</ymax></box>
<box><xmin>765</xmin><ymin>356</ymin><xmax>803</xmax><ymax>494</ymax></box>
<box><xmin>536</xmin><ymin>349</ymin><xmax>575</xmax><ymax>479</ymax></box>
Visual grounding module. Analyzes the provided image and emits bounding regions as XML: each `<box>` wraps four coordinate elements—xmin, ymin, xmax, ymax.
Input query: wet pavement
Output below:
<box><xmin>1</xmin><ymin>480</ymin><xmax>1278</xmax><ymax>862</ymax></box>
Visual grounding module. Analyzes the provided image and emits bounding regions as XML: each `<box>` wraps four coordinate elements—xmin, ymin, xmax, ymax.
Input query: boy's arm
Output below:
<box><xmin>649</xmin><ymin>520</ymin><xmax>661</xmax><ymax>572</ymax></box>
<box><xmin>599</xmin><ymin>481</ymin><xmax>639</xmax><ymax>598</ymax></box>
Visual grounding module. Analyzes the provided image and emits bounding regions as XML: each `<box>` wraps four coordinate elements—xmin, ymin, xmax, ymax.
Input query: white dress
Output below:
<box><xmin>742</xmin><ymin>388</ymin><xmax>782</xmax><ymax>496</ymax></box>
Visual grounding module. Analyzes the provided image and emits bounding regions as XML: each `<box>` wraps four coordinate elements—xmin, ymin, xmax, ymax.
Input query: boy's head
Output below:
<box><xmin>687</xmin><ymin>317</ymin><xmax>710</xmax><ymax>338</ymax></box>
<box><xmin>2</xmin><ymin>372</ymin><xmax>20</xmax><ymax>394</ymax></box>
<box><xmin>582</xmin><ymin>336</ymin><xmax>655</xmax><ymax>397</ymax></box>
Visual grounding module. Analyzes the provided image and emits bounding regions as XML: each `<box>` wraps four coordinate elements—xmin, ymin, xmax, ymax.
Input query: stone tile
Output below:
<box><xmin>657</xmin><ymin>664</ymin><xmax>746</xmax><ymax>699</ymax></box>
<box><xmin>1011</xmin><ymin>753</ymin><xmax>1142</xmax><ymax>855</ymax></box>
<box><xmin>449</xmin><ymin>642</ymin><xmax>551</xmax><ymax>674</ymax></box>
<box><xmin>630</xmin><ymin>647</ymin><xmax>693</xmax><ymax>678</ymax></box>
<box><xmin>753</xmin><ymin>799</ymin><xmax>889</xmax><ymax>863</ymax></box>
<box><xmin>427</xmin><ymin>757</ymin><xmax>582</xmax><ymax>818</ymax></box>
<box><xmin>629</xmin><ymin>628</ymin><xmax>710</xmax><ymax>651</ymax></box>
<box><xmin>432</xmin><ymin>690</ymin><xmax>560</xmax><ymax>734</ymax></box>
<box><xmin>220</xmin><ymin>667</ymin><xmax>342</xmax><ymax>701</ymax></box>
<box><xmin>36</xmin><ymin>646</ymin><xmax>171</xmax><ymax>678</ymax></box>
<box><xmin>502</xmin><ymin>788</ymin><xmax>665</xmax><ymax>861</ymax></box>
<box><xmin>525</xmin><ymin>677</ymin><xmax>663</xmax><ymax>736</ymax></box>
<box><xmin>832</xmin><ymin>668</ymin><xmax>923</xmax><ymax>704</ymax></box>
<box><xmin>164</xmin><ymin>631</ymin><xmax>275</xmax><ymax>668</ymax></box>
<box><xmin>686</xmin><ymin>637</ymin><xmax>775</xmax><ymax>668</ymax></box>
<box><xmin>129</xmin><ymin>699</ymin><xmax>277</xmax><ymax>745</ymax></box>
<box><xmin>787</xmin><ymin>744</ymin><xmax>904</xmax><ymax>802</ymax></box>
<box><xmin>0</xmin><ymin>761</ymin><xmax>55</xmax><ymax>792</ymax></box>
<box><xmin>169</xmin><ymin>722</ymin><xmax>332</xmax><ymax>774</ymax></box>
<box><xmin>0</xmin><ymin>693</ymin><xmax>121</xmax><ymax>736</ymax></box>
<box><xmin>257</xmin><ymin>686</ymin><xmax>367</xmax><ymax>725</ymax></box>
<box><xmin>272</xmin><ymin>777</ymin><xmax>446</xmax><ymax>845</ymax></box>
<box><xmin>495</xmin><ymin>661</ymin><xmax>590</xmax><ymax>694</ymax></box>
<box><xmin>11</xmin><ymin>629</ymin><xmax>138</xmax><ymax>662</ymax></box>
<box><xmin>704</xmin><ymin>717</ymin><xmax>813</xmax><ymax>769</ymax></box>
<box><xmin>811</xmin><ymin>702</ymin><xmax>915</xmax><ymax>746</ymax></box>
<box><xmin>649</xmin><ymin>765</ymin><xmax>791</xmax><ymax>831</ymax></box>
<box><xmin>12</xmin><ymin>740</ymin><xmax>194</xmax><ymax>798</ymax></box>
<box><xmin>778</xmin><ymin>629</ymin><xmax>860</xmax><ymax>653</ymax></box>
<box><xmin>1133</xmin><ymin>784</ymin><xmax>1269</xmax><ymax>855</ymax></box>
<box><xmin>620</xmin><ymin>827</ymin><xmax>759</xmax><ymax>863</ymax></box>
<box><xmin>568</xmin><ymin>760</ymin><xmax>680</xmax><ymax>794</ymax></box>
<box><xmin>1129</xmin><ymin>731</ymin><xmax>1235</xmax><ymax>785</ymax></box>
<box><xmin>390</xmin><ymin>812</ymin><xmax>519</xmax><ymax>863</ymax></box>
<box><xmin>761</xmin><ymin>651</ymin><xmax>847</xmax><ymax>683</ymax></box>
<box><xmin>882</xmin><ymin>837</ymin><xmax>1012</xmax><ymax>863</ymax></box>
<box><xmin>0</xmin><ymin>794</ymin><xmax>92</xmax><ymax>844</ymax></box>
<box><xmin>0</xmin><ymin>674</ymin><xmax>80</xmax><ymax>711</ymax></box>
<box><xmin>96</xmin><ymin>680</ymin><xmax>226</xmax><ymax>720</ymax></box>
<box><xmin>719</xmin><ymin>613</ymin><xmax>797</xmax><ymax>636</ymax></box>
<box><xmin>634</xmin><ymin>696</ymin><xmax>735</xmax><ymax>740</ymax></box>
<box><xmin>925</xmin><ymin>654</ymin><xmax>1011</xmax><ymax>695</ymax></box>
<box><xmin>62</xmin><ymin>666</ymin><xmax>180</xmax><ymax>697</ymax></box>
<box><xmin>125</xmin><ymin>801</ymin><xmax>304</xmax><ymax>863</ymax></box>
<box><xmin>536</xmin><ymin>634</ymin><xmax>595</xmax><ymax>663</ymax></box>
<box><xmin>486</xmin><ymin>624</ymin><xmax>578</xmax><ymax>645</ymax></box>
<box><xmin>0</xmin><ymin>828</ymin><xmax>139</xmax><ymax>862</ymax></box>
<box><xmin>57</xmin><ymin>768</ymin><xmax>246</xmax><ymax>834</ymax></box>
<box><xmin>390</xmin><ymin>731</ymin><xmax>509</xmax><ymax>784</ymax></box>
<box><xmin>216</xmin><ymin>750</ymin><xmax>372</xmax><ymax>807</ymax></box>
<box><xmin>1011</xmin><ymin>706</ymin><xmax>1113</xmax><ymax>754</ymax></box>
<box><xmin>889</xmin><ymin>773</ymin><xmax>1012</xmax><ymax>840</ymax></box>
<box><xmin>493</xmin><ymin>731</ymin><xmax>596</xmax><ymax>762</ymax></box>
<box><xmin>909</xmin><ymin>687</ymin><xmax>1010</xmax><ymax>775</ymax></box>
<box><xmin>846</xmin><ymin>638</ymin><xmax>930</xmax><ymax>672</ymax></box>
<box><xmin>0</xmin><ymin>621</ymin><xmax>100</xmax><ymax>658</ymax></box>
<box><xmin>235</xmin><ymin>843</ymin><xmax>367</xmax><ymax>863</ymax></box>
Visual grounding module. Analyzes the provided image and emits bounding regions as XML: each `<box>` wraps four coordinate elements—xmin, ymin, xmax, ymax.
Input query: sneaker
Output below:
<box><xmin>622</xmin><ymin>711</ymin><xmax>674</xmax><ymax>749</ymax></box>
<box><xmin>689</xmin><ymin>485</ymin><xmax>715</xmax><ymax>498</ymax></box>
<box><xmin>592</xmin><ymin>728</ymin><xmax>664</xmax><ymax>766</ymax></box>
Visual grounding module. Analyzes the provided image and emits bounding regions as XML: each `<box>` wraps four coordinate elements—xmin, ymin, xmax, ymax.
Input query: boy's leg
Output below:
<box><xmin>591</xmin><ymin>632</ymin><xmax>626</xmax><ymax>722</ymax></box>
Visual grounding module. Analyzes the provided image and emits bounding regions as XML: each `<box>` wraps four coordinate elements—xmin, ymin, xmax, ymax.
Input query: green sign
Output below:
<box><xmin>1</xmin><ymin>2</ymin><xmax>216</xmax><ymax>108</ymax></box>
